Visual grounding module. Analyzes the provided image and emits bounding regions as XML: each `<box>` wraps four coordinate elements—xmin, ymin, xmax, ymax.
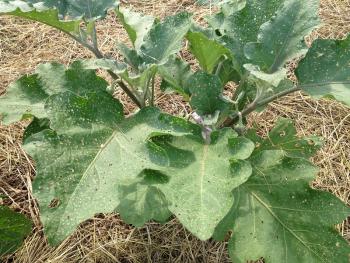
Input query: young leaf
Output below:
<box><xmin>120</xmin><ymin>64</ymin><xmax>157</xmax><ymax>95</ymax></box>
<box><xmin>295</xmin><ymin>35</ymin><xmax>350</xmax><ymax>107</ymax></box>
<box><xmin>187</xmin><ymin>71</ymin><xmax>228</xmax><ymax>115</ymax></box>
<box><xmin>117</xmin><ymin>8</ymin><xmax>155</xmax><ymax>50</ymax></box>
<box><xmin>139</xmin><ymin>12</ymin><xmax>192</xmax><ymax>65</ymax></box>
<box><xmin>154</xmin><ymin>129</ymin><xmax>254</xmax><ymax>240</ymax></box>
<box><xmin>158</xmin><ymin>55</ymin><xmax>193</xmax><ymax>97</ymax></box>
<box><xmin>0</xmin><ymin>206</ymin><xmax>32</xmax><ymax>256</ymax></box>
<box><xmin>255</xmin><ymin>118</ymin><xmax>323</xmax><ymax>158</ymax></box>
<box><xmin>186</xmin><ymin>31</ymin><xmax>232</xmax><ymax>74</ymax></box>
<box><xmin>245</xmin><ymin>0</ymin><xmax>320</xmax><ymax>73</ymax></box>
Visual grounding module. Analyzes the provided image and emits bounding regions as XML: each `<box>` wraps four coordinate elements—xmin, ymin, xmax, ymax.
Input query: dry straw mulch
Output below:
<box><xmin>0</xmin><ymin>0</ymin><xmax>350</xmax><ymax>262</ymax></box>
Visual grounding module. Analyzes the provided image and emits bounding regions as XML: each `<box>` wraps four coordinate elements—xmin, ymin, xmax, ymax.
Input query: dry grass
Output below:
<box><xmin>0</xmin><ymin>0</ymin><xmax>349</xmax><ymax>262</ymax></box>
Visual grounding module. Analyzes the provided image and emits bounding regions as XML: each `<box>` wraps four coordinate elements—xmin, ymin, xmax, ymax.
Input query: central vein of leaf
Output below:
<box><xmin>249</xmin><ymin>191</ymin><xmax>326</xmax><ymax>262</ymax></box>
<box><xmin>200</xmin><ymin>145</ymin><xmax>209</xmax><ymax>214</ymax></box>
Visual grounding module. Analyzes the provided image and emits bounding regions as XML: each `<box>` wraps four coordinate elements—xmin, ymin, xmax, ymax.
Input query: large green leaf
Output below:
<box><xmin>0</xmin><ymin>206</ymin><xmax>32</xmax><ymax>256</ymax></box>
<box><xmin>186</xmin><ymin>31</ymin><xmax>232</xmax><ymax>74</ymax></box>
<box><xmin>295</xmin><ymin>36</ymin><xmax>350</xmax><ymax>107</ymax></box>
<box><xmin>116</xmin><ymin>170</ymin><xmax>172</xmax><ymax>227</ymax></box>
<box><xmin>139</xmin><ymin>12</ymin><xmax>192</xmax><ymax>65</ymax></box>
<box><xmin>0</xmin><ymin>60</ymin><xmax>121</xmax><ymax>124</ymax></box>
<box><xmin>229</xmin><ymin>153</ymin><xmax>350</xmax><ymax>262</ymax></box>
<box><xmin>117</xmin><ymin>8</ymin><xmax>154</xmax><ymax>50</ymax></box>
<box><xmin>24</xmin><ymin>105</ymin><xmax>196</xmax><ymax>245</ymax></box>
<box><xmin>245</xmin><ymin>0</ymin><xmax>320</xmax><ymax>73</ymax></box>
<box><xmin>153</xmin><ymin>130</ymin><xmax>254</xmax><ymax>240</ymax></box>
<box><xmin>219</xmin><ymin>119</ymin><xmax>350</xmax><ymax>262</ymax></box>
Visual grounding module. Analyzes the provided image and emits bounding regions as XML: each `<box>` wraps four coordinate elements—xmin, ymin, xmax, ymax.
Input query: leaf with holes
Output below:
<box><xmin>0</xmin><ymin>60</ymin><xmax>125</xmax><ymax>125</ymax></box>
<box><xmin>139</xmin><ymin>12</ymin><xmax>192</xmax><ymax>65</ymax></box>
<box><xmin>245</xmin><ymin>0</ymin><xmax>320</xmax><ymax>73</ymax></box>
<box><xmin>151</xmin><ymin>129</ymin><xmax>254</xmax><ymax>240</ymax></box>
<box><xmin>216</xmin><ymin>119</ymin><xmax>350</xmax><ymax>262</ymax></box>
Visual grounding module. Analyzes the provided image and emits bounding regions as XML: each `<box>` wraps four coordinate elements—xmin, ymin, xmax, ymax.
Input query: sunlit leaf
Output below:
<box><xmin>245</xmin><ymin>0</ymin><xmax>320</xmax><ymax>73</ymax></box>
<box><xmin>296</xmin><ymin>35</ymin><xmax>350</xmax><ymax>107</ymax></box>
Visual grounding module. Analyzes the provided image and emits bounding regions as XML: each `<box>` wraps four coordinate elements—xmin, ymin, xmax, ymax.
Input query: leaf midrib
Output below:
<box><xmin>249</xmin><ymin>190</ymin><xmax>327</xmax><ymax>263</ymax></box>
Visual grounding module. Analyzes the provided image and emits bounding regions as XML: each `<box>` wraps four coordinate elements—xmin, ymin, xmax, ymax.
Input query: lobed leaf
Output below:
<box><xmin>207</xmin><ymin>0</ymin><xmax>285</xmax><ymax>68</ymax></box>
<box><xmin>213</xmin><ymin>119</ymin><xmax>350</xmax><ymax>262</ymax></box>
<box><xmin>296</xmin><ymin>35</ymin><xmax>350</xmax><ymax>107</ymax></box>
<box><xmin>153</xmin><ymin>129</ymin><xmax>254</xmax><ymax>240</ymax></box>
<box><xmin>24</xmin><ymin>105</ymin><xmax>197</xmax><ymax>245</ymax></box>
<box><xmin>0</xmin><ymin>60</ymin><xmax>118</xmax><ymax>124</ymax></box>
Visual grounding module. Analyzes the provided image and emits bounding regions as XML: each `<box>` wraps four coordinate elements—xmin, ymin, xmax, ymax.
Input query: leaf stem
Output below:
<box><xmin>150</xmin><ymin>74</ymin><xmax>156</xmax><ymax>106</ymax></box>
<box><xmin>66</xmin><ymin>32</ymin><xmax>143</xmax><ymax>108</ymax></box>
<box><xmin>223</xmin><ymin>86</ymin><xmax>301</xmax><ymax>127</ymax></box>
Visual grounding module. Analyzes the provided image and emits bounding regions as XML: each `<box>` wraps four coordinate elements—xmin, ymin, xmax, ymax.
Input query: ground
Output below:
<box><xmin>0</xmin><ymin>0</ymin><xmax>349</xmax><ymax>262</ymax></box>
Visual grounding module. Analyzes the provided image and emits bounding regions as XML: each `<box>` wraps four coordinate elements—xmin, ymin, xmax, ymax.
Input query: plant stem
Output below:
<box><xmin>223</xmin><ymin>86</ymin><xmax>301</xmax><ymax>127</ymax></box>
<box><xmin>66</xmin><ymin>32</ymin><xmax>143</xmax><ymax>108</ymax></box>
<box><xmin>150</xmin><ymin>74</ymin><xmax>156</xmax><ymax>106</ymax></box>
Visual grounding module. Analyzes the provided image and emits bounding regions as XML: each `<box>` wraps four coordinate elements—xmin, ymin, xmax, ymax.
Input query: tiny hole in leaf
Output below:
<box><xmin>215</xmin><ymin>29</ymin><xmax>222</xmax><ymax>37</ymax></box>
<box><xmin>49</xmin><ymin>198</ymin><xmax>60</xmax><ymax>208</ymax></box>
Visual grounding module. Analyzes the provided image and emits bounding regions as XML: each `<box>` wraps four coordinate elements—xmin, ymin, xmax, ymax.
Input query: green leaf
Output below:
<box><xmin>0</xmin><ymin>74</ymin><xmax>51</xmax><ymax>124</ymax></box>
<box><xmin>154</xmin><ymin>130</ymin><xmax>254</xmax><ymax>240</ymax></box>
<box><xmin>245</xmin><ymin>0</ymin><xmax>321</xmax><ymax>73</ymax></box>
<box><xmin>295</xmin><ymin>36</ymin><xmax>350</xmax><ymax>107</ymax></box>
<box><xmin>207</xmin><ymin>0</ymin><xmax>284</xmax><ymax>66</ymax></box>
<box><xmin>139</xmin><ymin>12</ymin><xmax>192</xmax><ymax>65</ymax></box>
<box><xmin>0</xmin><ymin>206</ymin><xmax>32</xmax><ymax>256</ymax></box>
<box><xmin>24</xmin><ymin>103</ymin><xmax>197</xmax><ymax>244</ymax></box>
<box><xmin>187</xmin><ymin>31</ymin><xmax>232</xmax><ymax>73</ymax></box>
<box><xmin>23</xmin><ymin>117</ymin><xmax>50</xmax><ymax>142</ymax></box>
<box><xmin>117</xmin><ymin>8</ymin><xmax>155</xmax><ymax>50</ymax></box>
<box><xmin>117</xmin><ymin>43</ymin><xmax>144</xmax><ymax>71</ymax></box>
<box><xmin>120</xmin><ymin>64</ymin><xmax>157</xmax><ymax>95</ymax></box>
<box><xmin>116</xmin><ymin>170</ymin><xmax>172</xmax><ymax>227</ymax></box>
<box><xmin>253</xmin><ymin>118</ymin><xmax>323</xmax><ymax>158</ymax></box>
<box><xmin>217</xmin><ymin>119</ymin><xmax>350</xmax><ymax>262</ymax></box>
<box><xmin>229</xmin><ymin>153</ymin><xmax>350</xmax><ymax>262</ymax></box>
<box><xmin>2</xmin><ymin>0</ymin><xmax>119</xmax><ymax>21</ymax></box>
<box><xmin>187</xmin><ymin>71</ymin><xmax>228</xmax><ymax>115</ymax></box>
<box><xmin>158</xmin><ymin>55</ymin><xmax>193</xmax><ymax>97</ymax></box>
<box><xmin>0</xmin><ymin>61</ymin><xmax>111</xmax><ymax>124</ymax></box>
<box><xmin>215</xmin><ymin>59</ymin><xmax>241</xmax><ymax>85</ymax></box>
<box><xmin>0</xmin><ymin>1</ymin><xmax>80</xmax><ymax>34</ymax></box>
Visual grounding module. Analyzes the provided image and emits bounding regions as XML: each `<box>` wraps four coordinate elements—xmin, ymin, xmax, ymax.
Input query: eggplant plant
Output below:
<box><xmin>0</xmin><ymin>0</ymin><xmax>349</xmax><ymax>262</ymax></box>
